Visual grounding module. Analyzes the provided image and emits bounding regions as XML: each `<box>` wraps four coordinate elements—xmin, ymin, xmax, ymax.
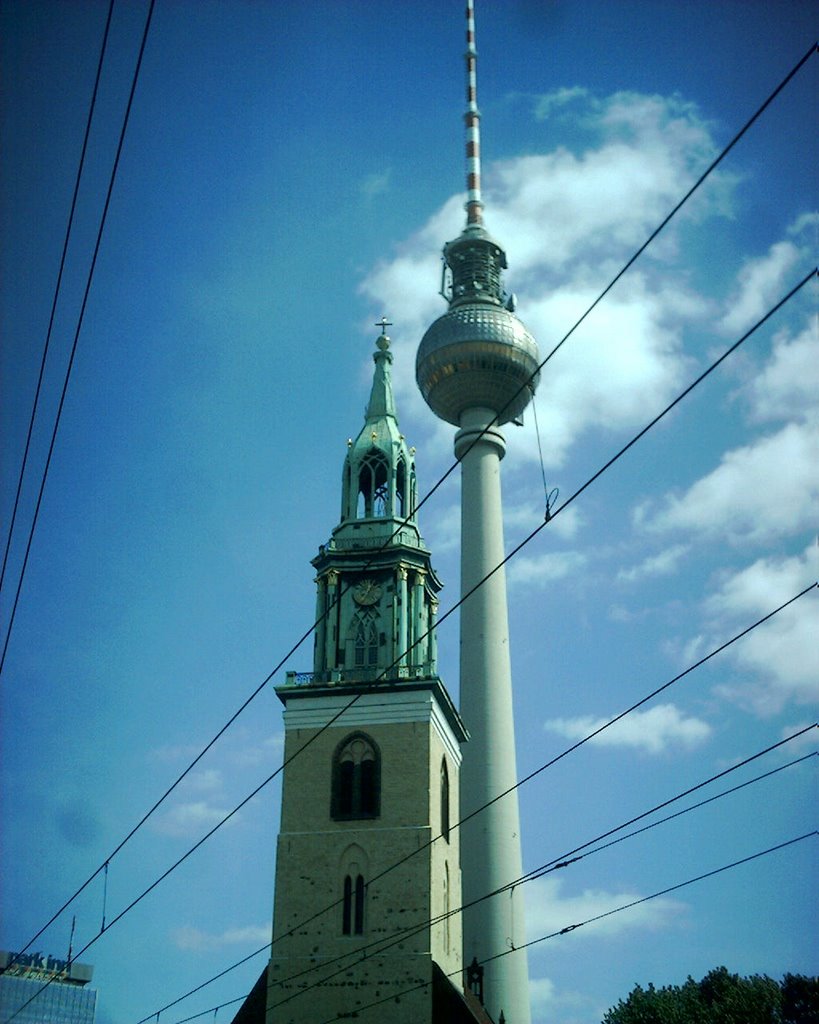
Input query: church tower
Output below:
<box><xmin>263</xmin><ymin>325</ymin><xmax>479</xmax><ymax>1023</ymax></box>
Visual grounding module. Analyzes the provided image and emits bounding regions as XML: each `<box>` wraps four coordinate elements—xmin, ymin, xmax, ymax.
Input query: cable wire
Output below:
<box><xmin>50</xmin><ymin>579</ymin><xmax>815</xmax><ymax>1013</ymax></box>
<box><xmin>9</xmin><ymin>271</ymin><xmax>816</xmax><ymax>983</ymax></box>
<box><xmin>158</xmin><ymin>831</ymin><xmax>817</xmax><ymax>1024</ymax></box>
<box><xmin>8</xmin><ymin>43</ymin><xmax>816</xmax><ymax>974</ymax></box>
<box><xmin>489</xmin><ymin>42</ymin><xmax>818</xmax><ymax>430</ymax></box>
<box><xmin>11</xmin><ymin>39</ymin><xmax>810</xmax><ymax>954</ymax></box>
<box><xmin>309</xmin><ymin>833</ymin><xmax>818</xmax><ymax>1024</ymax></box>
<box><xmin>136</xmin><ymin>740</ymin><xmax>815</xmax><ymax>1022</ymax></box>
<box><xmin>0</xmin><ymin>0</ymin><xmax>156</xmax><ymax>678</ymax></box>
<box><xmin>0</xmin><ymin>0</ymin><xmax>115</xmax><ymax>599</ymax></box>
<box><xmin>261</xmin><ymin>732</ymin><xmax>819</xmax><ymax>1016</ymax></box>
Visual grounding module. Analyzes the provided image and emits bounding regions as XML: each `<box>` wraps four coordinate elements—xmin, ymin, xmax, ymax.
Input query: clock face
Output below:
<box><xmin>353</xmin><ymin>579</ymin><xmax>382</xmax><ymax>606</ymax></box>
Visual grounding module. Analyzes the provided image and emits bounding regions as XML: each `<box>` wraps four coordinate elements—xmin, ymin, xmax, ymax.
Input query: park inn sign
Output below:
<box><xmin>0</xmin><ymin>950</ymin><xmax>94</xmax><ymax>984</ymax></box>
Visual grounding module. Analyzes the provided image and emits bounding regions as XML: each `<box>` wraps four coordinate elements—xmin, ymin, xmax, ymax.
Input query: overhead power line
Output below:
<box><xmin>0</xmin><ymin>0</ymin><xmax>156</xmax><ymax>677</ymax></box>
<box><xmin>12</xmin><ymin>580</ymin><xmax>813</xmax><ymax>1024</ymax></box>
<box><xmin>490</xmin><ymin>41</ymin><xmax>819</xmax><ymax>427</ymax></box>
<box><xmin>134</xmin><ymin>741</ymin><xmax>815</xmax><ymax>1023</ymax></box>
<box><xmin>8</xmin><ymin>263</ymin><xmax>816</xmax><ymax>989</ymax></box>
<box><xmin>308</xmin><ymin>833</ymin><xmax>818</xmax><ymax>1024</ymax></box>
<box><xmin>6</xmin><ymin>44</ymin><xmax>810</xmax><ymax>1003</ymax></box>
<box><xmin>9</xmin><ymin>44</ymin><xmax>814</xmax><ymax>962</ymax></box>
<box><xmin>0</xmin><ymin>1</ymin><xmax>115</xmax><ymax>600</ymax></box>
<box><xmin>156</xmin><ymin>831</ymin><xmax>818</xmax><ymax>1024</ymax></box>
<box><xmin>257</xmin><ymin>737</ymin><xmax>819</xmax><ymax>1018</ymax></box>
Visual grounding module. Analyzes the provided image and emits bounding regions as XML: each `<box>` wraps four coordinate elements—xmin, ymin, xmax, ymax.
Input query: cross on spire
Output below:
<box><xmin>375</xmin><ymin>316</ymin><xmax>393</xmax><ymax>335</ymax></box>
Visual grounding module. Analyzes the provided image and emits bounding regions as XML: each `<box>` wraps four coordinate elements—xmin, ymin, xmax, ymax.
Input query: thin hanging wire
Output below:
<box><xmin>530</xmin><ymin>386</ymin><xmax>558</xmax><ymax>520</ymax></box>
<box><xmin>101</xmin><ymin>861</ymin><xmax>109</xmax><ymax>932</ymax></box>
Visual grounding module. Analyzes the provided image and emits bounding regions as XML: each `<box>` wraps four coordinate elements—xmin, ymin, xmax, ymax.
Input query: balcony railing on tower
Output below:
<box><xmin>283</xmin><ymin>663</ymin><xmax>436</xmax><ymax>687</ymax></box>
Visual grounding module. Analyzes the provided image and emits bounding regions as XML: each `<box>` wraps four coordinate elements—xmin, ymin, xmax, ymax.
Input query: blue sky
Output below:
<box><xmin>1</xmin><ymin>3</ymin><xmax>816</xmax><ymax>1023</ymax></box>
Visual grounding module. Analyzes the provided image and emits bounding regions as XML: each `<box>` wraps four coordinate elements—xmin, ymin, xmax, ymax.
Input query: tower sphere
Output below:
<box><xmin>416</xmin><ymin>300</ymin><xmax>540</xmax><ymax>428</ymax></box>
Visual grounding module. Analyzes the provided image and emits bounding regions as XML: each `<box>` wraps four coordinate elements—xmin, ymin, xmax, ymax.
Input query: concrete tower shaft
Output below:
<box><xmin>415</xmin><ymin>3</ymin><xmax>536</xmax><ymax>1021</ymax></box>
<box><xmin>455</xmin><ymin>410</ymin><xmax>530</xmax><ymax>1024</ymax></box>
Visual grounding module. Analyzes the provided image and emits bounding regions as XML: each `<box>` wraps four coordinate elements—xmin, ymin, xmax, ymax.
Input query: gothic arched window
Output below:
<box><xmin>332</xmin><ymin>733</ymin><xmax>380</xmax><ymax>820</ymax></box>
<box><xmin>396</xmin><ymin>457</ymin><xmax>406</xmax><ymax>518</ymax></box>
<box><xmin>441</xmin><ymin>758</ymin><xmax>450</xmax><ymax>842</ymax></box>
<box><xmin>342</xmin><ymin>874</ymin><xmax>366</xmax><ymax>935</ymax></box>
<box><xmin>357</xmin><ymin>449</ymin><xmax>389</xmax><ymax>518</ymax></box>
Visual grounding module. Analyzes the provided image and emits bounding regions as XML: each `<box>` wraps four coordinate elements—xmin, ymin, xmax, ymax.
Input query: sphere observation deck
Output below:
<box><xmin>416</xmin><ymin>227</ymin><xmax>540</xmax><ymax>427</ymax></box>
<box><xmin>417</xmin><ymin>303</ymin><xmax>539</xmax><ymax>426</ymax></box>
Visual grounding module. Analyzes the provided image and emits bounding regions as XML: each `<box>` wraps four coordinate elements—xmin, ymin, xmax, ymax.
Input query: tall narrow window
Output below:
<box><xmin>342</xmin><ymin>875</ymin><xmax>353</xmax><ymax>935</ymax></box>
<box><xmin>357</xmin><ymin>462</ymin><xmax>371</xmax><ymax>518</ymax></box>
<box><xmin>396</xmin><ymin>458</ymin><xmax>406</xmax><ymax>517</ymax></box>
<box><xmin>342</xmin><ymin>874</ymin><xmax>366</xmax><ymax>935</ymax></box>
<box><xmin>354</xmin><ymin>874</ymin><xmax>365</xmax><ymax>934</ymax></box>
<box><xmin>340</xmin><ymin>845</ymin><xmax>368</xmax><ymax>937</ymax></box>
<box><xmin>332</xmin><ymin>733</ymin><xmax>381</xmax><ymax>820</ymax></box>
<box><xmin>441</xmin><ymin>758</ymin><xmax>450</xmax><ymax>842</ymax></box>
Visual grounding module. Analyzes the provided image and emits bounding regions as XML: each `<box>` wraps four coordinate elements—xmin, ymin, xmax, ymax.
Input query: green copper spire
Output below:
<box><xmin>364</xmin><ymin>319</ymin><xmax>398</xmax><ymax>422</ymax></box>
<box><xmin>339</xmin><ymin>324</ymin><xmax>417</xmax><ymax>530</ymax></box>
<box><xmin>304</xmin><ymin>321</ymin><xmax>445</xmax><ymax>685</ymax></box>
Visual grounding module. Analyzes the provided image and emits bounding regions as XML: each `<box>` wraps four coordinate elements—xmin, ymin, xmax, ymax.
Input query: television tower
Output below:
<box><xmin>416</xmin><ymin>3</ymin><xmax>539</xmax><ymax>1022</ymax></box>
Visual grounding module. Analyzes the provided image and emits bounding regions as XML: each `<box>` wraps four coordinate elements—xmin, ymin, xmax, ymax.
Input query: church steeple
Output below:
<box><xmin>304</xmin><ymin>323</ymin><xmax>442</xmax><ymax>686</ymax></box>
<box><xmin>363</xmin><ymin>316</ymin><xmax>397</xmax><ymax>420</ymax></box>
<box><xmin>266</xmin><ymin>324</ymin><xmax>470</xmax><ymax>1023</ymax></box>
<box><xmin>338</xmin><ymin>321</ymin><xmax>418</xmax><ymax>531</ymax></box>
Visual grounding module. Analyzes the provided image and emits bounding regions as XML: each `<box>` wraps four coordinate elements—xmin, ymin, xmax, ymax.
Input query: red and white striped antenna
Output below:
<box><xmin>464</xmin><ymin>0</ymin><xmax>483</xmax><ymax>227</ymax></box>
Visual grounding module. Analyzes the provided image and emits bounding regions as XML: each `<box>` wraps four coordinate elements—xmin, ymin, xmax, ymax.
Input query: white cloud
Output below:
<box><xmin>517</xmin><ymin>274</ymin><xmax>700</xmax><ymax>469</ymax></box>
<box><xmin>787</xmin><ymin>212</ymin><xmax>819</xmax><ymax>236</ymax></box>
<box><xmin>780</xmin><ymin>723</ymin><xmax>818</xmax><ymax>752</ymax></box>
<box><xmin>747</xmin><ymin>320</ymin><xmax>818</xmax><ymax>424</ymax></box>
<box><xmin>504</xmin><ymin>497</ymin><xmax>581</xmax><ymax>538</ymax></box>
<box><xmin>172</xmin><ymin>923</ymin><xmax>270</xmax><ymax>952</ymax></box>
<box><xmin>525</xmin><ymin>876</ymin><xmax>686</xmax><ymax>941</ymax></box>
<box><xmin>720</xmin><ymin>239</ymin><xmax>801</xmax><ymax>335</ymax></box>
<box><xmin>617</xmin><ymin>544</ymin><xmax>689</xmax><ymax>583</ymax></box>
<box><xmin>639</xmin><ymin>421</ymin><xmax>818</xmax><ymax>544</ymax></box>
<box><xmin>186</xmin><ymin>769</ymin><xmax>223</xmax><ymax>793</ymax></box>
<box><xmin>359</xmin><ymin>169</ymin><xmax>391</xmax><ymax>198</ymax></box>
<box><xmin>543</xmin><ymin>703</ymin><xmax>712</xmax><ymax>755</ymax></box>
<box><xmin>508</xmin><ymin>550</ymin><xmax>587</xmax><ymax>589</ymax></box>
<box><xmin>360</xmin><ymin>90</ymin><xmax>732</xmax><ymax>470</ymax></box>
<box><xmin>153</xmin><ymin>800</ymin><xmax>234</xmax><ymax>838</ymax></box>
<box><xmin>534</xmin><ymin>86</ymin><xmax>590</xmax><ymax>120</ymax></box>
<box><xmin>148</xmin><ymin>743</ymin><xmax>202</xmax><ymax>764</ymax></box>
<box><xmin>528</xmin><ymin>974</ymin><xmax>602</xmax><ymax>1024</ymax></box>
<box><xmin>423</xmin><ymin>500</ymin><xmax>461</xmax><ymax>555</ymax></box>
<box><xmin>490</xmin><ymin>92</ymin><xmax>728</xmax><ymax>278</ymax></box>
<box><xmin>529</xmin><ymin>976</ymin><xmax>557</xmax><ymax>1011</ymax></box>
<box><xmin>705</xmin><ymin>548</ymin><xmax>819</xmax><ymax>712</ymax></box>
<box><xmin>608</xmin><ymin>603</ymin><xmax>654</xmax><ymax>624</ymax></box>
<box><xmin>229</xmin><ymin>731</ymin><xmax>285</xmax><ymax>768</ymax></box>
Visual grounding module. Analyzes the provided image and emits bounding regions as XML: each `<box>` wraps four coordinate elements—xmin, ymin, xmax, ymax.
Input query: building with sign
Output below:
<box><xmin>0</xmin><ymin>951</ymin><xmax>97</xmax><ymax>1024</ymax></box>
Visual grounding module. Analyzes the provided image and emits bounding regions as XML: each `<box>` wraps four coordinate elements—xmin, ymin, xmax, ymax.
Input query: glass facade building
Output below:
<box><xmin>0</xmin><ymin>957</ymin><xmax>97</xmax><ymax>1024</ymax></box>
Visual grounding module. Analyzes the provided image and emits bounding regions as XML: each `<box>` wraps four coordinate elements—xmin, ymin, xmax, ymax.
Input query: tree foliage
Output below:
<box><xmin>602</xmin><ymin>967</ymin><xmax>819</xmax><ymax>1024</ymax></box>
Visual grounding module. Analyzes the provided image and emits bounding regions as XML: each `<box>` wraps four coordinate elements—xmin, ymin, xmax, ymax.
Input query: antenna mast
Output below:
<box><xmin>465</xmin><ymin>0</ymin><xmax>483</xmax><ymax>227</ymax></box>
